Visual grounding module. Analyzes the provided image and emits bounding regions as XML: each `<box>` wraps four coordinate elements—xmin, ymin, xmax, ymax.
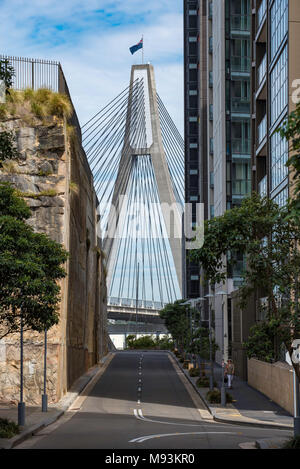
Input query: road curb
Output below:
<box><xmin>168</xmin><ymin>352</ymin><xmax>293</xmax><ymax>431</ymax></box>
<box><xmin>255</xmin><ymin>437</ymin><xmax>289</xmax><ymax>449</ymax></box>
<box><xmin>0</xmin><ymin>351</ymin><xmax>114</xmax><ymax>449</ymax></box>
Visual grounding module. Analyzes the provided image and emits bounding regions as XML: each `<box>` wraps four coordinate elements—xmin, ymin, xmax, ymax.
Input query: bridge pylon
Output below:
<box><xmin>83</xmin><ymin>64</ymin><xmax>184</xmax><ymax>306</ymax></box>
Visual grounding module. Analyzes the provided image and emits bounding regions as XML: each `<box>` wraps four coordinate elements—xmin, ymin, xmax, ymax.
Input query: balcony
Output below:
<box><xmin>258</xmin><ymin>115</ymin><xmax>267</xmax><ymax>145</ymax></box>
<box><xmin>257</xmin><ymin>54</ymin><xmax>267</xmax><ymax>87</ymax></box>
<box><xmin>231</xmin><ymin>14</ymin><xmax>251</xmax><ymax>33</ymax></box>
<box><xmin>232</xmin><ymin>179</ymin><xmax>251</xmax><ymax>196</ymax></box>
<box><xmin>232</xmin><ymin>138</ymin><xmax>251</xmax><ymax>155</ymax></box>
<box><xmin>231</xmin><ymin>56</ymin><xmax>250</xmax><ymax>74</ymax></box>
<box><xmin>257</xmin><ymin>0</ymin><xmax>267</xmax><ymax>31</ymax></box>
<box><xmin>231</xmin><ymin>97</ymin><xmax>250</xmax><ymax>114</ymax></box>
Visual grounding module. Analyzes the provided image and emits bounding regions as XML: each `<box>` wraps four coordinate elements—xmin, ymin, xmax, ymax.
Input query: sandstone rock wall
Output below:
<box><xmin>0</xmin><ymin>113</ymin><xmax>108</xmax><ymax>405</ymax></box>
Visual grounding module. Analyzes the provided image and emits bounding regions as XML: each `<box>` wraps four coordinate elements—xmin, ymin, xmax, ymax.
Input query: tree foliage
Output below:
<box><xmin>0</xmin><ymin>183</ymin><xmax>68</xmax><ymax>338</ymax></box>
<box><xmin>279</xmin><ymin>101</ymin><xmax>300</xmax><ymax>214</ymax></box>
<box><xmin>0</xmin><ymin>129</ymin><xmax>20</xmax><ymax>162</ymax></box>
<box><xmin>191</xmin><ymin>326</ymin><xmax>219</xmax><ymax>360</ymax></box>
<box><xmin>0</xmin><ymin>59</ymin><xmax>15</xmax><ymax>92</ymax></box>
<box><xmin>189</xmin><ymin>192</ymin><xmax>300</xmax><ymax>378</ymax></box>
<box><xmin>159</xmin><ymin>300</ymin><xmax>192</xmax><ymax>353</ymax></box>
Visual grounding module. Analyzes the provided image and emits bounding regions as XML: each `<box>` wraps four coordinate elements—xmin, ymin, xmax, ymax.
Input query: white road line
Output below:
<box><xmin>133</xmin><ymin>408</ymin><xmax>212</xmax><ymax>427</ymax></box>
<box><xmin>129</xmin><ymin>431</ymin><xmax>236</xmax><ymax>444</ymax></box>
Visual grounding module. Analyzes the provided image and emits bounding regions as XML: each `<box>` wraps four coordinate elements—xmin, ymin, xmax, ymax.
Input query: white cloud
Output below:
<box><xmin>0</xmin><ymin>1</ymin><xmax>184</xmax><ymax>133</ymax></box>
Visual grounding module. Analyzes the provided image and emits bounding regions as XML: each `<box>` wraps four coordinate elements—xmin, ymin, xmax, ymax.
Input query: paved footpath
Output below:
<box><xmin>174</xmin><ymin>355</ymin><xmax>293</xmax><ymax>448</ymax></box>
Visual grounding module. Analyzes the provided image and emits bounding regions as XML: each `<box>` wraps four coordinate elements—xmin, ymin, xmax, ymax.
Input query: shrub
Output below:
<box><xmin>0</xmin><ymin>129</ymin><xmax>20</xmax><ymax>162</ymax></box>
<box><xmin>189</xmin><ymin>367</ymin><xmax>200</xmax><ymax>377</ymax></box>
<box><xmin>282</xmin><ymin>436</ymin><xmax>300</xmax><ymax>449</ymax></box>
<box><xmin>206</xmin><ymin>389</ymin><xmax>233</xmax><ymax>404</ymax></box>
<box><xmin>196</xmin><ymin>377</ymin><xmax>217</xmax><ymax>388</ymax></box>
<box><xmin>0</xmin><ymin>418</ymin><xmax>19</xmax><ymax>439</ymax></box>
<box><xmin>125</xmin><ymin>335</ymin><xmax>156</xmax><ymax>349</ymax></box>
<box><xmin>183</xmin><ymin>360</ymin><xmax>190</xmax><ymax>369</ymax></box>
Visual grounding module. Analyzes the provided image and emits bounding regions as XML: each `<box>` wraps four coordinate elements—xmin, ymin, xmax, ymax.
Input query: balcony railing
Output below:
<box><xmin>231</xmin><ymin>56</ymin><xmax>250</xmax><ymax>73</ymax></box>
<box><xmin>232</xmin><ymin>138</ymin><xmax>251</xmax><ymax>154</ymax></box>
<box><xmin>257</xmin><ymin>0</ymin><xmax>267</xmax><ymax>31</ymax></box>
<box><xmin>232</xmin><ymin>179</ymin><xmax>251</xmax><ymax>196</ymax></box>
<box><xmin>257</xmin><ymin>54</ymin><xmax>267</xmax><ymax>87</ymax></box>
<box><xmin>231</xmin><ymin>97</ymin><xmax>250</xmax><ymax>114</ymax></box>
<box><xmin>258</xmin><ymin>115</ymin><xmax>267</xmax><ymax>144</ymax></box>
<box><xmin>231</xmin><ymin>14</ymin><xmax>251</xmax><ymax>32</ymax></box>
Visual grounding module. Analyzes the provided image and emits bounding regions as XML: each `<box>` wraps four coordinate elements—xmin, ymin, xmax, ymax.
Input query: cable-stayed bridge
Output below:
<box><xmin>82</xmin><ymin>64</ymin><xmax>184</xmax><ymax>343</ymax></box>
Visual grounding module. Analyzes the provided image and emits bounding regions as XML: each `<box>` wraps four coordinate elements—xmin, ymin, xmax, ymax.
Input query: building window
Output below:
<box><xmin>272</xmin><ymin>186</ymin><xmax>288</xmax><ymax>208</ymax></box>
<box><xmin>270</xmin><ymin>0</ymin><xmax>288</xmax><ymax>61</ymax></box>
<box><xmin>270</xmin><ymin>129</ymin><xmax>288</xmax><ymax>191</ymax></box>
<box><xmin>270</xmin><ymin>46</ymin><xmax>287</xmax><ymax>127</ymax></box>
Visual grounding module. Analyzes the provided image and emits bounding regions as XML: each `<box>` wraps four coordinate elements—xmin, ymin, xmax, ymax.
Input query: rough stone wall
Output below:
<box><xmin>0</xmin><ymin>112</ymin><xmax>108</xmax><ymax>405</ymax></box>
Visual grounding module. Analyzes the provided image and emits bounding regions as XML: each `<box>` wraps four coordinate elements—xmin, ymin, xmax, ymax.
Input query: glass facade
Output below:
<box><xmin>273</xmin><ymin>186</ymin><xmax>289</xmax><ymax>208</ymax></box>
<box><xmin>268</xmin><ymin>1</ymin><xmax>289</xmax><ymax>207</ymax></box>
<box><xmin>270</xmin><ymin>130</ymin><xmax>288</xmax><ymax>192</ymax></box>
<box><xmin>270</xmin><ymin>46</ymin><xmax>287</xmax><ymax>127</ymax></box>
<box><xmin>270</xmin><ymin>0</ymin><xmax>288</xmax><ymax>61</ymax></box>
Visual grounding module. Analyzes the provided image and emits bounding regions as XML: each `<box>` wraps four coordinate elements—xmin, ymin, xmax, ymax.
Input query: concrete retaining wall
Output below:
<box><xmin>248</xmin><ymin>358</ymin><xmax>296</xmax><ymax>415</ymax></box>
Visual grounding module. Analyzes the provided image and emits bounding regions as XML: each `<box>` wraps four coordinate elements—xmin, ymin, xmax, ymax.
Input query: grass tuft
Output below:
<box><xmin>2</xmin><ymin>88</ymin><xmax>72</xmax><ymax>120</ymax></box>
<box><xmin>0</xmin><ymin>418</ymin><xmax>20</xmax><ymax>439</ymax></box>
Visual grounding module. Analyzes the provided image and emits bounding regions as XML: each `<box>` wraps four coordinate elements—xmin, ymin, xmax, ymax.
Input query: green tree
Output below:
<box><xmin>0</xmin><ymin>182</ymin><xmax>68</xmax><ymax>338</ymax></box>
<box><xmin>190</xmin><ymin>193</ymin><xmax>300</xmax><ymax>379</ymax></box>
<box><xmin>159</xmin><ymin>300</ymin><xmax>192</xmax><ymax>354</ymax></box>
<box><xmin>192</xmin><ymin>326</ymin><xmax>219</xmax><ymax>360</ymax></box>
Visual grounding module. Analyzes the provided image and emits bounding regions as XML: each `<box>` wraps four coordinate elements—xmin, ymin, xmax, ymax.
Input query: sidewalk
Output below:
<box><xmin>0</xmin><ymin>352</ymin><xmax>114</xmax><ymax>449</ymax></box>
<box><xmin>172</xmin><ymin>353</ymin><xmax>294</xmax><ymax>431</ymax></box>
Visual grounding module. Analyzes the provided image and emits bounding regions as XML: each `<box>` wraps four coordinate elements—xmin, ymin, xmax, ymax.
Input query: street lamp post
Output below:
<box><xmin>18</xmin><ymin>312</ymin><xmax>25</xmax><ymax>426</ymax></box>
<box><xmin>216</xmin><ymin>290</ymin><xmax>228</xmax><ymax>407</ymax></box>
<box><xmin>42</xmin><ymin>329</ymin><xmax>48</xmax><ymax>412</ymax></box>
<box><xmin>205</xmin><ymin>293</ymin><xmax>214</xmax><ymax>391</ymax></box>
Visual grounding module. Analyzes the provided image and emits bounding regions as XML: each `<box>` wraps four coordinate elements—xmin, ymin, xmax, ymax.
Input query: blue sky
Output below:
<box><xmin>0</xmin><ymin>0</ymin><xmax>184</xmax><ymax>133</ymax></box>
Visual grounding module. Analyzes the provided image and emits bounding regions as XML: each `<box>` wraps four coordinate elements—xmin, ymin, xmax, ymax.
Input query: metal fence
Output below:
<box><xmin>0</xmin><ymin>55</ymin><xmax>81</xmax><ymax>140</ymax></box>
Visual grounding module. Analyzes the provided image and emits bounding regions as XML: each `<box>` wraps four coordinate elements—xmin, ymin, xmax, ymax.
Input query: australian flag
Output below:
<box><xmin>129</xmin><ymin>38</ymin><xmax>143</xmax><ymax>55</ymax></box>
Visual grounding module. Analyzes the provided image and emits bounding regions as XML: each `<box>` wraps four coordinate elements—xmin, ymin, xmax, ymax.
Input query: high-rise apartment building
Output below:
<box><xmin>183</xmin><ymin>0</ymin><xmax>208</xmax><ymax>301</ymax></box>
<box><xmin>183</xmin><ymin>0</ymin><xmax>252</xmax><ymax>364</ymax></box>
<box><xmin>251</xmin><ymin>0</ymin><xmax>296</xmax><ymax>206</ymax></box>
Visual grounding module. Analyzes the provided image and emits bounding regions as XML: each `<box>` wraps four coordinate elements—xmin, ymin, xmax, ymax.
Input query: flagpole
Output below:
<box><xmin>142</xmin><ymin>35</ymin><xmax>144</xmax><ymax>64</ymax></box>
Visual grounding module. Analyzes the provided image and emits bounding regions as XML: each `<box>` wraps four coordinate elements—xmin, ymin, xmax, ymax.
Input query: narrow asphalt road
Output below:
<box><xmin>16</xmin><ymin>351</ymin><xmax>292</xmax><ymax>449</ymax></box>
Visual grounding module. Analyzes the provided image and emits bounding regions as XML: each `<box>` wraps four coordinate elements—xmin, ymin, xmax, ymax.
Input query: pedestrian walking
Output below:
<box><xmin>225</xmin><ymin>359</ymin><xmax>234</xmax><ymax>389</ymax></box>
